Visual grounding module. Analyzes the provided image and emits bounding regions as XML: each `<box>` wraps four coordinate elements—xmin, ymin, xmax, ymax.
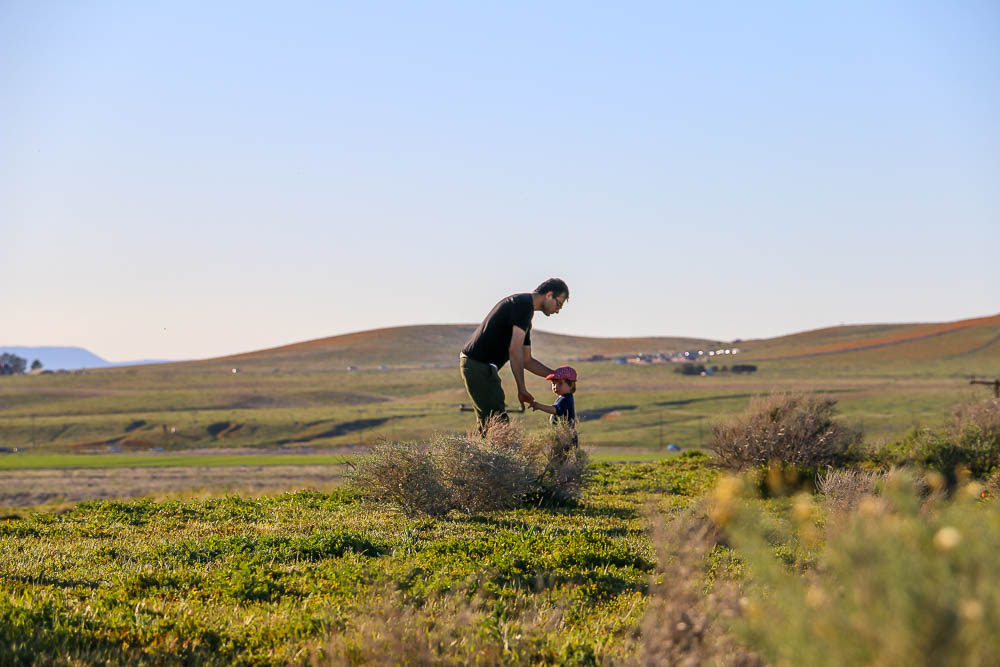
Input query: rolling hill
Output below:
<box><xmin>179</xmin><ymin>325</ymin><xmax>726</xmax><ymax>371</ymax></box>
<box><xmin>739</xmin><ymin>313</ymin><xmax>1000</xmax><ymax>363</ymax></box>
<box><xmin>175</xmin><ymin>313</ymin><xmax>1000</xmax><ymax>372</ymax></box>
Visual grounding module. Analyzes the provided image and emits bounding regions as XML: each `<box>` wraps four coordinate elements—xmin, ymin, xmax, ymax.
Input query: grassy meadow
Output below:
<box><xmin>2</xmin><ymin>314</ymin><xmax>998</xmax><ymax>456</ymax></box>
<box><xmin>1</xmin><ymin>457</ymin><xmax>716</xmax><ymax>665</ymax></box>
<box><xmin>3</xmin><ymin>451</ymin><xmax>999</xmax><ymax>665</ymax></box>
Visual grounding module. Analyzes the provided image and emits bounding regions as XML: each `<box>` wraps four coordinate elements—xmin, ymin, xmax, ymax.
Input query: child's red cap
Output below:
<box><xmin>545</xmin><ymin>366</ymin><xmax>578</xmax><ymax>382</ymax></box>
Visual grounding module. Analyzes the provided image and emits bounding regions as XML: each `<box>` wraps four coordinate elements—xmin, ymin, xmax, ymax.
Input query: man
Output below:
<box><xmin>460</xmin><ymin>278</ymin><xmax>569</xmax><ymax>434</ymax></box>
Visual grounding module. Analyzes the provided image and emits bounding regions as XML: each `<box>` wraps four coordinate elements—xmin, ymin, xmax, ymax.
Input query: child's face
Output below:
<box><xmin>551</xmin><ymin>379</ymin><xmax>573</xmax><ymax>396</ymax></box>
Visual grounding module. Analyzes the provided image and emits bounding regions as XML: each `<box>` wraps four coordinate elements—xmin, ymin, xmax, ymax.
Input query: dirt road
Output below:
<box><xmin>0</xmin><ymin>464</ymin><xmax>344</xmax><ymax>508</ymax></box>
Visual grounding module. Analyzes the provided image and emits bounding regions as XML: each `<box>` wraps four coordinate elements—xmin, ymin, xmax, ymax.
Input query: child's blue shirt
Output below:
<box><xmin>551</xmin><ymin>394</ymin><xmax>576</xmax><ymax>426</ymax></box>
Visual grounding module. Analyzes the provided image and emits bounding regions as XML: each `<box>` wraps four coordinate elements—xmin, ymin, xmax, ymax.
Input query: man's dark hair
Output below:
<box><xmin>534</xmin><ymin>278</ymin><xmax>569</xmax><ymax>298</ymax></box>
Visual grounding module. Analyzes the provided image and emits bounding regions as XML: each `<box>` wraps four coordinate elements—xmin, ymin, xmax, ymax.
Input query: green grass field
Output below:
<box><xmin>0</xmin><ymin>360</ymin><xmax>992</xmax><ymax>455</ymax></box>
<box><xmin>0</xmin><ymin>457</ymin><xmax>717</xmax><ymax>664</ymax></box>
<box><xmin>1</xmin><ymin>315</ymin><xmax>997</xmax><ymax>456</ymax></box>
<box><xmin>4</xmin><ymin>452</ymin><xmax>997</xmax><ymax>665</ymax></box>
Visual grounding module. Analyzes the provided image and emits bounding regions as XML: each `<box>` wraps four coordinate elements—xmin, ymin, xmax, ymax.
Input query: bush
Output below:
<box><xmin>877</xmin><ymin>401</ymin><xmax>1000</xmax><ymax>482</ymax></box>
<box><xmin>710</xmin><ymin>393</ymin><xmax>858</xmax><ymax>471</ymax></box>
<box><xmin>349</xmin><ymin>419</ymin><xmax>589</xmax><ymax>517</ymax></box>
<box><xmin>523</xmin><ymin>420</ymin><xmax>590</xmax><ymax>506</ymax></box>
<box><xmin>952</xmin><ymin>398</ymin><xmax>1000</xmax><ymax>440</ymax></box>
<box><xmin>348</xmin><ymin>441</ymin><xmax>453</xmax><ymax>517</ymax></box>
<box><xmin>436</xmin><ymin>434</ymin><xmax>534</xmax><ymax>514</ymax></box>
<box><xmin>713</xmin><ymin>471</ymin><xmax>1000</xmax><ymax>666</ymax></box>
<box><xmin>816</xmin><ymin>468</ymin><xmax>885</xmax><ymax>513</ymax></box>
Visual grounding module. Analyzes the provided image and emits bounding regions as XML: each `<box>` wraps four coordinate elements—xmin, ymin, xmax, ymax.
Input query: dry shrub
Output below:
<box><xmin>634</xmin><ymin>510</ymin><xmax>760</xmax><ymax>667</ymax></box>
<box><xmin>986</xmin><ymin>470</ymin><xmax>1000</xmax><ymax>498</ymax></box>
<box><xmin>818</xmin><ymin>468</ymin><xmax>945</xmax><ymax>514</ymax></box>
<box><xmin>349</xmin><ymin>418</ymin><xmax>588</xmax><ymax>517</ymax></box>
<box><xmin>436</xmin><ymin>435</ymin><xmax>534</xmax><ymax>514</ymax></box>
<box><xmin>523</xmin><ymin>420</ymin><xmax>590</xmax><ymax>506</ymax></box>
<box><xmin>817</xmin><ymin>468</ymin><xmax>885</xmax><ymax>513</ymax></box>
<box><xmin>710</xmin><ymin>393</ymin><xmax>857</xmax><ymax>470</ymax></box>
<box><xmin>880</xmin><ymin>399</ymin><xmax>1000</xmax><ymax>482</ymax></box>
<box><xmin>349</xmin><ymin>441</ymin><xmax>452</xmax><ymax>517</ymax></box>
<box><xmin>951</xmin><ymin>398</ymin><xmax>1000</xmax><ymax>438</ymax></box>
<box><xmin>315</xmin><ymin>586</ymin><xmax>567</xmax><ymax>666</ymax></box>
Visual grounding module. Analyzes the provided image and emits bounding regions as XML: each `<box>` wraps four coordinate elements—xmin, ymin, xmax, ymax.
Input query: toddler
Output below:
<box><xmin>530</xmin><ymin>366</ymin><xmax>577</xmax><ymax>426</ymax></box>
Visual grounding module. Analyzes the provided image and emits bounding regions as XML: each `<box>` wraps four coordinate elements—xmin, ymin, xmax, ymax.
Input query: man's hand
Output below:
<box><xmin>518</xmin><ymin>388</ymin><xmax>535</xmax><ymax>410</ymax></box>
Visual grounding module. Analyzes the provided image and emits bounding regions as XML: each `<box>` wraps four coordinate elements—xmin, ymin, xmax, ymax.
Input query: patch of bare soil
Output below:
<box><xmin>0</xmin><ymin>464</ymin><xmax>345</xmax><ymax>508</ymax></box>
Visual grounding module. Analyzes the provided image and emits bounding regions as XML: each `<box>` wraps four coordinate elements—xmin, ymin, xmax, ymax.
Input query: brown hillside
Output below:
<box><xmin>741</xmin><ymin>313</ymin><xmax>1000</xmax><ymax>362</ymax></box>
<box><xmin>129</xmin><ymin>313</ymin><xmax>1000</xmax><ymax>374</ymax></box>
<box><xmin>178</xmin><ymin>325</ymin><xmax>723</xmax><ymax>371</ymax></box>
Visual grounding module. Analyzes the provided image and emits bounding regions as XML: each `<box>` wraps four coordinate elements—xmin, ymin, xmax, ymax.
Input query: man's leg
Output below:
<box><xmin>460</xmin><ymin>356</ymin><xmax>507</xmax><ymax>435</ymax></box>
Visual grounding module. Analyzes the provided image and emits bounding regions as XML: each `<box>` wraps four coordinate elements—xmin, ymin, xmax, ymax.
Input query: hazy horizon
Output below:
<box><xmin>4</xmin><ymin>309</ymin><xmax>997</xmax><ymax>365</ymax></box>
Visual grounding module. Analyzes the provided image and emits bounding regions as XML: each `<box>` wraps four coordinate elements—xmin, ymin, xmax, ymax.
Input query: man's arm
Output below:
<box><xmin>509</xmin><ymin>327</ymin><xmax>534</xmax><ymax>408</ymax></box>
<box><xmin>522</xmin><ymin>345</ymin><xmax>554</xmax><ymax>378</ymax></box>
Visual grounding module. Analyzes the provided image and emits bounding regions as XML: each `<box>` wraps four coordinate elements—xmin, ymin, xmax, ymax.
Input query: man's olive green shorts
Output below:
<box><xmin>460</xmin><ymin>355</ymin><xmax>508</xmax><ymax>433</ymax></box>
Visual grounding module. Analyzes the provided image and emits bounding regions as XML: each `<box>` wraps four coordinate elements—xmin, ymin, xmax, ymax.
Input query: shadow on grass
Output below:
<box><xmin>655</xmin><ymin>388</ymin><xmax>855</xmax><ymax>408</ymax></box>
<box><xmin>577</xmin><ymin>405</ymin><xmax>638</xmax><ymax>420</ymax></box>
<box><xmin>452</xmin><ymin>515</ymin><xmax>641</xmax><ymax>539</ymax></box>
<box><xmin>1</xmin><ymin>573</ymin><xmax>100</xmax><ymax>590</ymax></box>
<box><xmin>654</xmin><ymin>393</ymin><xmax>754</xmax><ymax>407</ymax></box>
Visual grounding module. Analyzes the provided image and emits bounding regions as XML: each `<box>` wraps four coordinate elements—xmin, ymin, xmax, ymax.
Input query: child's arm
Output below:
<box><xmin>530</xmin><ymin>401</ymin><xmax>557</xmax><ymax>415</ymax></box>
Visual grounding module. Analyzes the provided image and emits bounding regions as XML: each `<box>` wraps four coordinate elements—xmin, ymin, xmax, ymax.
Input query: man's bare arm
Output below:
<box><xmin>509</xmin><ymin>327</ymin><xmax>534</xmax><ymax>407</ymax></box>
<box><xmin>522</xmin><ymin>345</ymin><xmax>554</xmax><ymax>378</ymax></box>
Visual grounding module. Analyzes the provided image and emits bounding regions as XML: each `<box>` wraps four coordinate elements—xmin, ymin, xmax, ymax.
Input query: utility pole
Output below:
<box><xmin>659</xmin><ymin>410</ymin><xmax>663</xmax><ymax>449</ymax></box>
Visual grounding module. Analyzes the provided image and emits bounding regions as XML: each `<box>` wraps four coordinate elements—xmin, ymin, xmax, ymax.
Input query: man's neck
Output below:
<box><xmin>532</xmin><ymin>293</ymin><xmax>545</xmax><ymax>311</ymax></box>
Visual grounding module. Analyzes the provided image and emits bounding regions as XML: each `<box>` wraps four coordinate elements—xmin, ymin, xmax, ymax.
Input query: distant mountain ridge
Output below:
<box><xmin>0</xmin><ymin>346</ymin><xmax>175</xmax><ymax>370</ymax></box>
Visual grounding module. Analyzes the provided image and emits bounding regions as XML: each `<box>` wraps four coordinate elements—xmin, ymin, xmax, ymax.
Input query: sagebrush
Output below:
<box><xmin>349</xmin><ymin>418</ymin><xmax>588</xmax><ymax>516</ymax></box>
<box><xmin>710</xmin><ymin>393</ymin><xmax>858</xmax><ymax>470</ymax></box>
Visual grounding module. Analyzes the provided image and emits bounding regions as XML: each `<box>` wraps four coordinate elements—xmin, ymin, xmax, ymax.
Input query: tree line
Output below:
<box><xmin>0</xmin><ymin>353</ymin><xmax>42</xmax><ymax>375</ymax></box>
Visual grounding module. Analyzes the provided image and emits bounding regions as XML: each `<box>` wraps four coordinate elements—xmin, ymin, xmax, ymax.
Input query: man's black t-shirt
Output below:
<box><xmin>462</xmin><ymin>293</ymin><xmax>534</xmax><ymax>369</ymax></box>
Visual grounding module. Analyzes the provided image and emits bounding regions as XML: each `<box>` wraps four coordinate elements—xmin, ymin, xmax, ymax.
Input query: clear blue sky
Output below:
<box><xmin>3</xmin><ymin>1</ymin><xmax>998</xmax><ymax>361</ymax></box>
